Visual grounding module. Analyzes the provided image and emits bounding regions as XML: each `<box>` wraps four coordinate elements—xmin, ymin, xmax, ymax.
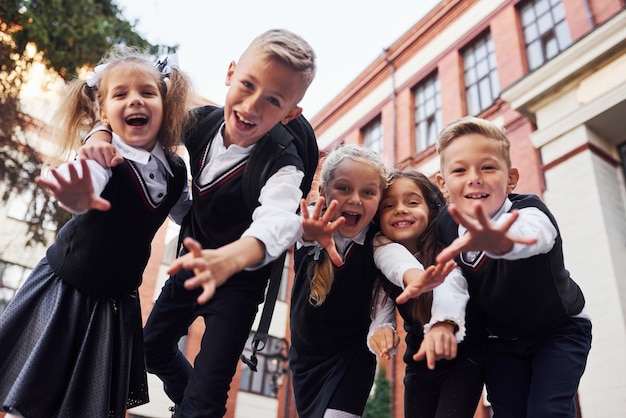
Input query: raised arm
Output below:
<box><xmin>300</xmin><ymin>197</ymin><xmax>346</xmax><ymax>266</ymax></box>
<box><xmin>35</xmin><ymin>159</ymin><xmax>111</xmax><ymax>213</ymax></box>
<box><xmin>436</xmin><ymin>202</ymin><xmax>538</xmax><ymax>264</ymax></box>
<box><xmin>169</xmin><ymin>236</ymin><xmax>265</xmax><ymax>304</ymax></box>
<box><xmin>373</xmin><ymin>239</ymin><xmax>456</xmax><ymax>304</ymax></box>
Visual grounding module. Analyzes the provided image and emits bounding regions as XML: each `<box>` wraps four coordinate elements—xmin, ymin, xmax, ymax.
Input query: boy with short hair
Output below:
<box><xmin>432</xmin><ymin>116</ymin><xmax>592</xmax><ymax>418</ymax></box>
<box><xmin>81</xmin><ymin>29</ymin><xmax>316</xmax><ymax>417</ymax></box>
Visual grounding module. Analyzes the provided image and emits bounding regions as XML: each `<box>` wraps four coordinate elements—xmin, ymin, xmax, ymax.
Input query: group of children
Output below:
<box><xmin>0</xmin><ymin>26</ymin><xmax>591</xmax><ymax>418</ymax></box>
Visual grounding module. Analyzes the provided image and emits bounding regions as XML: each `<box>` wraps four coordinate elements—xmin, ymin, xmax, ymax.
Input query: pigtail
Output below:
<box><xmin>48</xmin><ymin>79</ymin><xmax>99</xmax><ymax>165</ymax></box>
<box><xmin>308</xmin><ymin>252</ymin><xmax>335</xmax><ymax>307</ymax></box>
<box><xmin>159</xmin><ymin>68</ymin><xmax>194</xmax><ymax>151</ymax></box>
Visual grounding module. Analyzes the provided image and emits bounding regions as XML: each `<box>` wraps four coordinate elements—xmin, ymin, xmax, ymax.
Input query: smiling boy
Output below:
<box><xmin>433</xmin><ymin>116</ymin><xmax>591</xmax><ymax>418</ymax></box>
<box><xmin>81</xmin><ymin>29</ymin><xmax>316</xmax><ymax>418</ymax></box>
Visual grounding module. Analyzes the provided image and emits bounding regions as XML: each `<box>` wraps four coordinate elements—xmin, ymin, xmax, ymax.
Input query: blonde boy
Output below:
<box><xmin>433</xmin><ymin>116</ymin><xmax>591</xmax><ymax>418</ymax></box>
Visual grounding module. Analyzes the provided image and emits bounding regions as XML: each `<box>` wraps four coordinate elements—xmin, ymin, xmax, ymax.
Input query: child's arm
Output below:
<box><xmin>425</xmin><ymin>266</ymin><xmax>469</xmax><ymax>342</ymax></box>
<box><xmin>78</xmin><ymin>126</ymin><xmax>123</xmax><ymax>168</ymax></box>
<box><xmin>169</xmin><ymin>236</ymin><xmax>265</xmax><ymax>304</ymax></box>
<box><xmin>171</xmin><ymin>165</ymin><xmax>304</xmax><ymax>304</ymax></box>
<box><xmin>412</xmin><ymin>267</ymin><xmax>468</xmax><ymax>369</ymax></box>
<box><xmin>436</xmin><ymin>202</ymin><xmax>539</xmax><ymax>264</ymax></box>
<box><xmin>35</xmin><ymin>159</ymin><xmax>111</xmax><ymax>213</ymax></box>
<box><xmin>395</xmin><ymin>261</ymin><xmax>457</xmax><ymax>304</ymax></box>
<box><xmin>373</xmin><ymin>240</ymin><xmax>456</xmax><ymax>303</ymax></box>
<box><xmin>367</xmin><ymin>289</ymin><xmax>399</xmax><ymax>360</ymax></box>
<box><xmin>300</xmin><ymin>197</ymin><xmax>345</xmax><ymax>266</ymax></box>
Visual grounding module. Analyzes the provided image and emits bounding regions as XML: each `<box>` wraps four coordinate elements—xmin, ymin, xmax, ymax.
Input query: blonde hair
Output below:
<box><xmin>437</xmin><ymin>116</ymin><xmax>511</xmax><ymax>168</ymax></box>
<box><xmin>245</xmin><ymin>29</ymin><xmax>316</xmax><ymax>101</ymax></box>
<box><xmin>52</xmin><ymin>45</ymin><xmax>193</xmax><ymax>162</ymax></box>
<box><xmin>309</xmin><ymin>145</ymin><xmax>389</xmax><ymax>307</ymax></box>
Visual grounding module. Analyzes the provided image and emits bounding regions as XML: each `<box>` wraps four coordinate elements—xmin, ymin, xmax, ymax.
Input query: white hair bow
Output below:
<box><xmin>156</xmin><ymin>54</ymin><xmax>179</xmax><ymax>77</ymax></box>
<box><xmin>86</xmin><ymin>63</ymin><xmax>108</xmax><ymax>88</ymax></box>
<box><xmin>85</xmin><ymin>53</ymin><xmax>179</xmax><ymax>88</ymax></box>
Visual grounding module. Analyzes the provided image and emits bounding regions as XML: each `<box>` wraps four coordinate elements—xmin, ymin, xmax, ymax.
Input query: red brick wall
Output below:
<box><xmin>492</xmin><ymin>5</ymin><xmax>528</xmax><ymax>89</ymax></box>
<box><xmin>439</xmin><ymin>51</ymin><xmax>465</xmax><ymax>124</ymax></box>
<box><xmin>395</xmin><ymin>89</ymin><xmax>415</xmax><ymax>162</ymax></box>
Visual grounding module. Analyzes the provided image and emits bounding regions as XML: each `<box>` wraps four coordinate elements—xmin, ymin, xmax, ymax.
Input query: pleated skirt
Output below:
<box><xmin>0</xmin><ymin>258</ymin><xmax>149</xmax><ymax>418</ymax></box>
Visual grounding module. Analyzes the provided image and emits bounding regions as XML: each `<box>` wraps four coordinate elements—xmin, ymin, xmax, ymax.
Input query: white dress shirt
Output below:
<box><xmin>47</xmin><ymin>134</ymin><xmax>191</xmax><ymax>224</ymax></box>
<box><xmin>198</xmin><ymin>124</ymin><xmax>304</xmax><ymax>269</ymax></box>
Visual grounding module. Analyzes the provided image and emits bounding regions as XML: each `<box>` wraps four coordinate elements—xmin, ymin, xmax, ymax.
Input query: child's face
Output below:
<box><xmin>223</xmin><ymin>50</ymin><xmax>303</xmax><ymax>148</ymax></box>
<box><xmin>322</xmin><ymin>158</ymin><xmax>383</xmax><ymax>239</ymax></box>
<box><xmin>99</xmin><ymin>67</ymin><xmax>163</xmax><ymax>151</ymax></box>
<box><xmin>437</xmin><ymin>133</ymin><xmax>519</xmax><ymax>219</ymax></box>
<box><xmin>379</xmin><ymin>177</ymin><xmax>430</xmax><ymax>254</ymax></box>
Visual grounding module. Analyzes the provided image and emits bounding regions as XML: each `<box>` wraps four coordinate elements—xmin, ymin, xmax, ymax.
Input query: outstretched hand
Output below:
<box><xmin>167</xmin><ymin>237</ymin><xmax>244</xmax><ymax>304</ymax></box>
<box><xmin>396</xmin><ymin>260</ymin><xmax>457</xmax><ymax>304</ymax></box>
<box><xmin>35</xmin><ymin>159</ymin><xmax>111</xmax><ymax>213</ymax></box>
<box><xmin>300</xmin><ymin>197</ymin><xmax>345</xmax><ymax>266</ymax></box>
<box><xmin>413</xmin><ymin>322</ymin><xmax>458</xmax><ymax>369</ymax></box>
<box><xmin>436</xmin><ymin>202</ymin><xmax>538</xmax><ymax>264</ymax></box>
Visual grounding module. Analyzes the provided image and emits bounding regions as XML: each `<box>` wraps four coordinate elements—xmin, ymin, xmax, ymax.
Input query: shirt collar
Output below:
<box><xmin>216</xmin><ymin>122</ymin><xmax>257</xmax><ymax>154</ymax></box>
<box><xmin>334</xmin><ymin>224</ymin><xmax>370</xmax><ymax>255</ymax></box>
<box><xmin>111</xmin><ymin>133</ymin><xmax>173</xmax><ymax>176</ymax></box>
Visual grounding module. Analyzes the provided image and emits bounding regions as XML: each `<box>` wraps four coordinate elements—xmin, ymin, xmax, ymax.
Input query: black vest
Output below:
<box><xmin>436</xmin><ymin>193</ymin><xmax>586</xmax><ymax>338</ymax></box>
<box><xmin>290</xmin><ymin>226</ymin><xmax>380</xmax><ymax>356</ymax></box>
<box><xmin>46</xmin><ymin>154</ymin><xmax>187</xmax><ymax>296</ymax></box>
<box><xmin>182</xmin><ymin>107</ymin><xmax>302</xmax><ymax>250</ymax></box>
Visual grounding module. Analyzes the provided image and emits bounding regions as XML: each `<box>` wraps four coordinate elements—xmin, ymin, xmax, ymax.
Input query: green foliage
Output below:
<box><xmin>8</xmin><ymin>0</ymin><xmax>175</xmax><ymax>79</ymax></box>
<box><xmin>0</xmin><ymin>0</ymin><xmax>176</xmax><ymax>245</ymax></box>
<box><xmin>363</xmin><ymin>365</ymin><xmax>393</xmax><ymax>418</ymax></box>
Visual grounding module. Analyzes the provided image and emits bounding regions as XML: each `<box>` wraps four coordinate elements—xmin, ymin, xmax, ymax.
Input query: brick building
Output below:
<box><xmin>132</xmin><ymin>1</ymin><xmax>626</xmax><ymax>417</ymax></box>
<box><xmin>3</xmin><ymin>1</ymin><xmax>624</xmax><ymax>417</ymax></box>
<box><xmin>307</xmin><ymin>0</ymin><xmax>626</xmax><ymax>417</ymax></box>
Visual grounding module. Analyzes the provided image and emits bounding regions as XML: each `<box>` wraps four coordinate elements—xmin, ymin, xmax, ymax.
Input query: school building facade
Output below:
<box><xmin>308</xmin><ymin>0</ymin><xmax>626</xmax><ymax>417</ymax></box>
<box><xmin>1</xmin><ymin>1</ymin><xmax>625</xmax><ymax>417</ymax></box>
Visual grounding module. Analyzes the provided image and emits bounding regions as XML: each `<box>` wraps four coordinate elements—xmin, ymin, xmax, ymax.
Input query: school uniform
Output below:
<box><xmin>435</xmin><ymin>193</ymin><xmax>592</xmax><ymax>418</ymax></box>
<box><xmin>0</xmin><ymin>136</ymin><xmax>189</xmax><ymax>418</ymax></box>
<box><xmin>372</xmin><ymin>242</ymin><xmax>486</xmax><ymax>418</ymax></box>
<box><xmin>142</xmin><ymin>108</ymin><xmax>304</xmax><ymax>418</ymax></box>
<box><xmin>385</xmin><ymin>279</ymin><xmax>485</xmax><ymax>418</ymax></box>
<box><xmin>289</xmin><ymin>226</ymin><xmax>379</xmax><ymax>418</ymax></box>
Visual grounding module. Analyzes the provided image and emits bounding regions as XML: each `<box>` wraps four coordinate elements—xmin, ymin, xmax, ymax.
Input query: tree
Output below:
<box><xmin>363</xmin><ymin>365</ymin><xmax>393</xmax><ymax>418</ymax></box>
<box><xmin>0</xmin><ymin>0</ymin><xmax>175</xmax><ymax>245</ymax></box>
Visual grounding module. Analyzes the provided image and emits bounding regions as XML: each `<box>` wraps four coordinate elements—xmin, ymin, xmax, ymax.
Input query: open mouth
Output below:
<box><xmin>126</xmin><ymin>115</ymin><xmax>149</xmax><ymax>126</ymax></box>
<box><xmin>235</xmin><ymin>111</ymin><xmax>255</xmax><ymax>129</ymax></box>
<box><xmin>342</xmin><ymin>211</ymin><xmax>362</xmax><ymax>227</ymax></box>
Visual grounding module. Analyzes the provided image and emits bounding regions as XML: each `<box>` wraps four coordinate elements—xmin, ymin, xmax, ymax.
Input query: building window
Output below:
<box><xmin>362</xmin><ymin>116</ymin><xmax>383</xmax><ymax>157</ymax></box>
<box><xmin>239</xmin><ymin>335</ymin><xmax>288</xmax><ymax>397</ymax></box>
<box><xmin>519</xmin><ymin>0</ymin><xmax>572</xmax><ymax>71</ymax></box>
<box><xmin>463</xmin><ymin>32</ymin><xmax>500</xmax><ymax>116</ymax></box>
<box><xmin>0</xmin><ymin>261</ymin><xmax>32</xmax><ymax>315</ymax></box>
<box><xmin>414</xmin><ymin>72</ymin><xmax>441</xmax><ymax>153</ymax></box>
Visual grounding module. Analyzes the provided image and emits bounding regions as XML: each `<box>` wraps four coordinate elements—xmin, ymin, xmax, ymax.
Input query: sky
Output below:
<box><xmin>113</xmin><ymin>0</ymin><xmax>440</xmax><ymax>120</ymax></box>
